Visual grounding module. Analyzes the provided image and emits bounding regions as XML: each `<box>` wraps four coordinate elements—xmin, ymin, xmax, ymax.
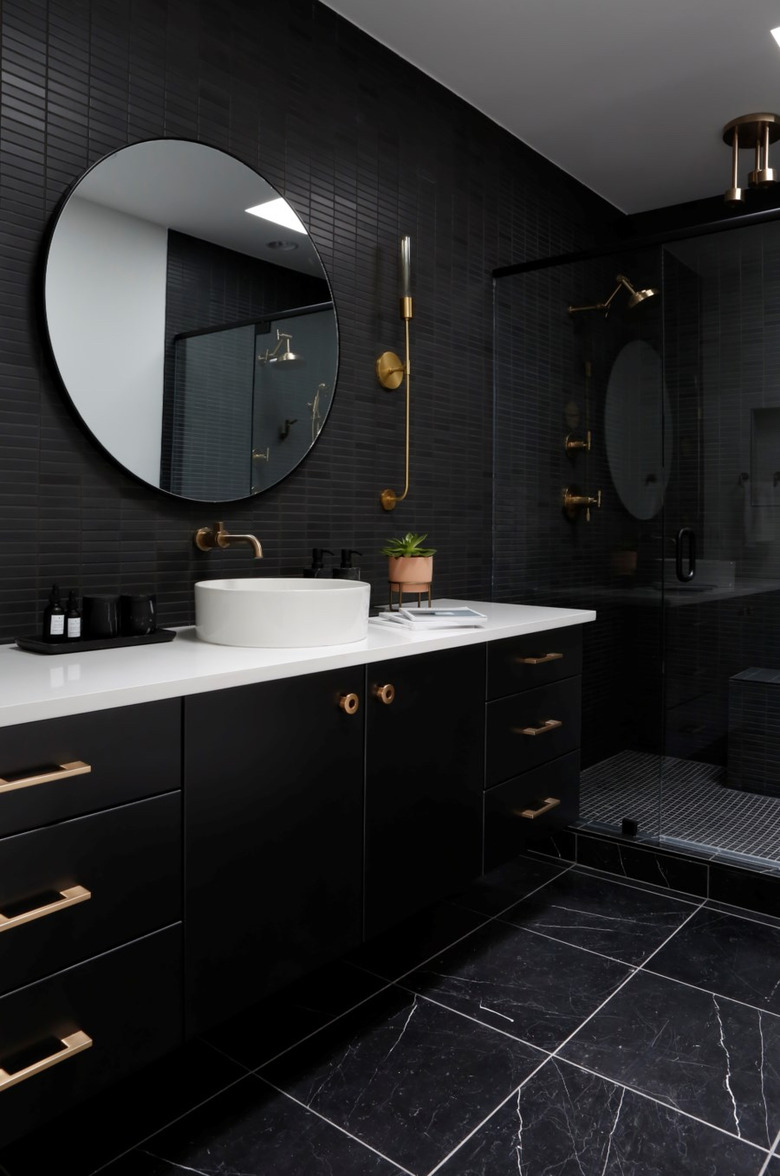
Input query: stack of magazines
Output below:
<box><xmin>372</xmin><ymin>607</ymin><xmax>488</xmax><ymax>630</ymax></box>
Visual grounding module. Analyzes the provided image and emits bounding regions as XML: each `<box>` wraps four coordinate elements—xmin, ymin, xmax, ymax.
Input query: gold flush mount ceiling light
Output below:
<box><xmin>723</xmin><ymin>113</ymin><xmax>780</xmax><ymax>203</ymax></box>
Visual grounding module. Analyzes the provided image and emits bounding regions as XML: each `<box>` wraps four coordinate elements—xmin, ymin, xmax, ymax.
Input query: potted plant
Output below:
<box><xmin>380</xmin><ymin>532</ymin><xmax>436</xmax><ymax>591</ymax></box>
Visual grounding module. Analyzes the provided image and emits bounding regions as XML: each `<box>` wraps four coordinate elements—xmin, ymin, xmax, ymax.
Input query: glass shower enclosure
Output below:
<box><xmin>493</xmin><ymin>217</ymin><xmax>780</xmax><ymax>870</ymax></box>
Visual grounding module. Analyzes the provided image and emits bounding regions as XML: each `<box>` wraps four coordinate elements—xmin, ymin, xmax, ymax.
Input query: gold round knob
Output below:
<box><xmin>338</xmin><ymin>693</ymin><xmax>360</xmax><ymax>716</ymax></box>
<box><xmin>374</xmin><ymin>683</ymin><xmax>396</xmax><ymax>705</ymax></box>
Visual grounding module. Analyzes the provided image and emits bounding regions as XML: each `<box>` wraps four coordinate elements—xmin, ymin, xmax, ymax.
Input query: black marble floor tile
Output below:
<box><xmin>560</xmin><ymin>969</ymin><xmax>780</xmax><ymax>1149</ymax></box>
<box><xmin>648</xmin><ymin>907</ymin><xmax>780</xmax><ymax>1014</ymax></box>
<box><xmin>347</xmin><ymin>900</ymin><xmax>488</xmax><ymax>981</ymax></box>
<box><xmin>0</xmin><ymin>1040</ymin><xmax>244</xmax><ymax>1176</ymax></box>
<box><xmin>260</xmin><ymin>985</ymin><xmax>543</xmax><ymax>1175</ymax></box>
<box><xmin>437</xmin><ymin>1057</ymin><xmax>771</xmax><ymax>1175</ymax></box>
<box><xmin>96</xmin><ymin>1075</ymin><xmax>403</xmax><ymax>1175</ymax></box>
<box><xmin>403</xmin><ymin>918</ymin><xmax>631</xmax><ymax>1050</ymax></box>
<box><xmin>203</xmin><ymin>958</ymin><xmax>387</xmax><ymax>1069</ymax></box>
<box><xmin>710</xmin><ymin>863</ymin><xmax>780</xmax><ymax>920</ymax></box>
<box><xmin>575</xmin><ymin>833</ymin><xmax>709</xmax><ymax>896</ymax></box>
<box><xmin>450</xmin><ymin>854</ymin><xmax>571</xmax><ymax>916</ymax></box>
<box><xmin>497</xmin><ymin>868</ymin><xmax>698</xmax><ymax>965</ymax></box>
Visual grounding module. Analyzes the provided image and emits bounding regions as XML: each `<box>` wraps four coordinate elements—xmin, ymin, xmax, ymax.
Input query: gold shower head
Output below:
<box><xmin>568</xmin><ymin>274</ymin><xmax>659</xmax><ymax>316</ymax></box>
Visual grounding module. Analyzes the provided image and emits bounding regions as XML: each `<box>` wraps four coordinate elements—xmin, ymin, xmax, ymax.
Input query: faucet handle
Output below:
<box><xmin>194</xmin><ymin>523</ymin><xmax>221</xmax><ymax>552</ymax></box>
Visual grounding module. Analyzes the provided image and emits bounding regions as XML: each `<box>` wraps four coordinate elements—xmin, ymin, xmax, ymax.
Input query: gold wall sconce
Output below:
<box><xmin>723</xmin><ymin>113</ymin><xmax>780</xmax><ymax>203</ymax></box>
<box><xmin>376</xmin><ymin>235</ymin><xmax>413</xmax><ymax>511</ymax></box>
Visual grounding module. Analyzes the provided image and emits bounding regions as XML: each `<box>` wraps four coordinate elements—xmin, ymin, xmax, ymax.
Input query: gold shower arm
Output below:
<box><xmin>377</xmin><ymin>296</ymin><xmax>413</xmax><ymax>511</ymax></box>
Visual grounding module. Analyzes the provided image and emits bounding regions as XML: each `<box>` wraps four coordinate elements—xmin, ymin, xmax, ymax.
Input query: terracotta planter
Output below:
<box><xmin>387</xmin><ymin>556</ymin><xmax>433</xmax><ymax>592</ymax></box>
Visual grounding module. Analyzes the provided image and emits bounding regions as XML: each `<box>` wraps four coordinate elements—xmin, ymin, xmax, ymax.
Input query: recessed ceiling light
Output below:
<box><xmin>245</xmin><ymin>197</ymin><xmax>307</xmax><ymax>234</ymax></box>
<box><xmin>771</xmin><ymin>25</ymin><xmax>780</xmax><ymax>47</ymax></box>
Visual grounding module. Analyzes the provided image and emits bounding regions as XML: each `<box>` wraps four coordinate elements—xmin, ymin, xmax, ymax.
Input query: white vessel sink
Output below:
<box><xmin>195</xmin><ymin>578</ymin><xmax>371</xmax><ymax>648</ymax></box>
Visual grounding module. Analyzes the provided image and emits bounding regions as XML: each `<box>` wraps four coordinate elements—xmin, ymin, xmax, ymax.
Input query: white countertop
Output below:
<box><xmin>0</xmin><ymin>599</ymin><xmax>595</xmax><ymax>728</ymax></box>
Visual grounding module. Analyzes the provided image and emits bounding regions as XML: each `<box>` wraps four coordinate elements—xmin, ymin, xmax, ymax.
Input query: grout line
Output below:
<box><xmin>488</xmin><ymin>914</ymin><xmax>688</xmax><ymax>969</ymax></box>
<box><xmin>545</xmin><ymin>900</ymin><xmax>704</xmax><ymax>1064</ymax></box>
<box><xmin>424</xmin><ymin>1052</ymin><xmax>553</xmax><ymax>1176</ymax></box>
<box><xmin>249</xmin><ymin>979</ymin><xmax>395</xmax><ymax>1072</ymax></box>
<box><xmin>758</xmin><ymin>1130</ymin><xmax>780</xmax><ymax>1175</ymax></box>
<box><xmin>557</xmin><ymin>1055</ymin><xmax>773</xmax><ymax>1155</ymax></box>
<box><xmin>569</xmin><ymin>861</ymin><xmax>705</xmax><ymax>903</ymax></box>
<box><xmin>257</xmin><ymin>1076</ymin><xmax>415</xmax><ymax>1175</ymax></box>
<box><xmin>90</xmin><ymin>1071</ymin><xmax>255</xmax><ymax>1175</ymax></box>
<box><xmin>640</xmin><ymin>965</ymin><xmax>780</xmax><ymax>1022</ymax></box>
<box><xmin>393</xmin><ymin>984</ymin><xmax>551</xmax><ymax>1051</ymax></box>
<box><xmin>703</xmin><ymin>899</ymin><xmax>780</xmax><ymax>931</ymax></box>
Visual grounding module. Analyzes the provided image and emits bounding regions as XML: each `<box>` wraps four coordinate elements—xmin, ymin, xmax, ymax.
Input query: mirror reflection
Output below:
<box><xmin>604</xmin><ymin>339</ymin><xmax>672</xmax><ymax>520</ymax></box>
<box><xmin>44</xmin><ymin>139</ymin><xmax>338</xmax><ymax>502</ymax></box>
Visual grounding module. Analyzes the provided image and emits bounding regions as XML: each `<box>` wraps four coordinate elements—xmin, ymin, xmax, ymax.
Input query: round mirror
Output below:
<box><xmin>44</xmin><ymin>139</ymin><xmax>338</xmax><ymax>502</ymax></box>
<box><xmin>604</xmin><ymin>340</ymin><xmax>672</xmax><ymax>520</ymax></box>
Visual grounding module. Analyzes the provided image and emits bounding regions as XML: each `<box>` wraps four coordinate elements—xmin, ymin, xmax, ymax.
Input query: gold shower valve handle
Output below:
<box><xmin>373</xmin><ymin>683</ymin><xmax>396</xmax><ymax>706</ymax></box>
<box><xmin>338</xmin><ymin>693</ymin><xmax>360</xmax><ymax>716</ymax></box>
<box><xmin>562</xmin><ymin>486</ymin><xmax>602</xmax><ymax>522</ymax></box>
<box><xmin>565</xmin><ymin>431</ymin><xmax>592</xmax><ymax>453</ymax></box>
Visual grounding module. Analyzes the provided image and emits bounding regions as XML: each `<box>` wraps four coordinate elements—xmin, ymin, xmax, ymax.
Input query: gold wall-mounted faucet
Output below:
<box><xmin>194</xmin><ymin>522</ymin><xmax>263</xmax><ymax>559</ymax></box>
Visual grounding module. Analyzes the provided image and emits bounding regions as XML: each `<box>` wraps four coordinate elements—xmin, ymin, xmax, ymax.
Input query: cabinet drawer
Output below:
<box><xmin>0</xmin><ymin>700</ymin><xmax>181</xmax><ymax>837</ymax></box>
<box><xmin>484</xmin><ymin>751</ymin><xmax>580</xmax><ymax>871</ymax></box>
<box><xmin>0</xmin><ymin>793</ymin><xmax>181</xmax><ymax>997</ymax></box>
<box><xmin>488</xmin><ymin>626</ymin><xmax>582</xmax><ymax>699</ymax></box>
<box><xmin>486</xmin><ymin>677</ymin><xmax>581</xmax><ymax>787</ymax></box>
<box><xmin>0</xmin><ymin>924</ymin><xmax>182</xmax><ymax>1149</ymax></box>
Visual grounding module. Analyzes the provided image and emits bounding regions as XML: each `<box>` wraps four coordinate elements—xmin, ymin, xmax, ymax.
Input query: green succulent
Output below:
<box><xmin>380</xmin><ymin>532</ymin><xmax>436</xmax><ymax>558</ymax></box>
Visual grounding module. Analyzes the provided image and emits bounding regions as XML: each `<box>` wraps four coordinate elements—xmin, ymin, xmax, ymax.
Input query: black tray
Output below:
<box><xmin>16</xmin><ymin>629</ymin><xmax>177</xmax><ymax>655</ymax></box>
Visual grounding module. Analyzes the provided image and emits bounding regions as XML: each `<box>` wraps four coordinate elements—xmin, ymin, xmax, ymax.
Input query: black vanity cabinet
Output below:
<box><xmin>364</xmin><ymin>645</ymin><xmax>486</xmax><ymax>938</ymax></box>
<box><xmin>184</xmin><ymin>666</ymin><xmax>365</xmax><ymax>1037</ymax></box>
<box><xmin>483</xmin><ymin>627</ymin><xmax>583</xmax><ymax>869</ymax></box>
<box><xmin>0</xmin><ymin>700</ymin><xmax>183</xmax><ymax>1149</ymax></box>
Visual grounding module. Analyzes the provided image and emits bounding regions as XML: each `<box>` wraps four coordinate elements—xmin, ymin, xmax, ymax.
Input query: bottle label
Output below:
<box><xmin>67</xmin><ymin>617</ymin><xmax>81</xmax><ymax>639</ymax></box>
<box><xmin>49</xmin><ymin>615</ymin><xmax>65</xmax><ymax>636</ymax></box>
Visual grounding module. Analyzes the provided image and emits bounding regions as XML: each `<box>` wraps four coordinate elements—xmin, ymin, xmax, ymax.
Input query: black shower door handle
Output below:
<box><xmin>675</xmin><ymin>527</ymin><xmax>696</xmax><ymax>582</ymax></box>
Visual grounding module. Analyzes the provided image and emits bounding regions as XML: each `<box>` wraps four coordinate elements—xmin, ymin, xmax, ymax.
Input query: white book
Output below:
<box><xmin>373</xmin><ymin>607</ymin><xmax>487</xmax><ymax>629</ymax></box>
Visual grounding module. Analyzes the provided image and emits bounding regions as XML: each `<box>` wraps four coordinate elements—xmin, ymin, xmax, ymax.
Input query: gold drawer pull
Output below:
<box><xmin>0</xmin><ymin>1030</ymin><xmax>92</xmax><ymax>1093</ymax></box>
<box><xmin>0</xmin><ymin>885</ymin><xmax>91</xmax><ymax>933</ymax></box>
<box><xmin>338</xmin><ymin>693</ymin><xmax>360</xmax><ymax>716</ymax></box>
<box><xmin>515</xmin><ymin>652</ymin><xmax>563</xmax><ymax>666</ymax></box>
<box><xmin>518</xmin><ymin>796</ymin><xmax>561</xmax><ymax>820</ymax></box>
<box><xmin>517</xmin><ymin>719</ymin><xmax>562</xmax><ymax>737</ymax></box>
<box><xmin>373</xmin><ymin>683</ymin><xmax>396</xmax><ymax>706</ymax></box>
<box><xmin>0</xmin><ymin>760</ymin><xmax>91</xmax><ymax>795</ymax></box>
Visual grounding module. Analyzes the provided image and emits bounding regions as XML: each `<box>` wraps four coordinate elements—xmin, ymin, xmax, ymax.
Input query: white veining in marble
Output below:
<box><xmin>0</xmin><ymin>599</ymin><xmax>595</xmax><ymax>727</ymax></box>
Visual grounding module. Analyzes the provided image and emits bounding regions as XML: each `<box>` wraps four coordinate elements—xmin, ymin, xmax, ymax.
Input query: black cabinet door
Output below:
<box><xmin>365</xmin><ymin>645</ymin><xmax>486</xmax><ymax>938</ymax></box>
<box><xmin>184</xmin><ymin>667</ymin><xmax>364</xmax><ymax>1037</ymax></box>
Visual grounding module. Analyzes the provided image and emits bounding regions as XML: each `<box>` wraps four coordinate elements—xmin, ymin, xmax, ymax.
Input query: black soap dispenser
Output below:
<box><xmin>333</xmin><ymin>549</ymin><xmax>363</xmax><ymax>581</ymax></box>
<box><xmin>302</xmin><ymin>548</ymin><xmax>333</xmax><ymax>578</ymax></box>
<box><xmin>42</xmin><ymin>583</ymin><xmax>66</xmax><ymax>642</ymax></box>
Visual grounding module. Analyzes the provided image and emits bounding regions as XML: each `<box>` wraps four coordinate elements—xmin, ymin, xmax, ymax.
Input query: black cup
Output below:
<box><xmin>82</xmin><ymin>594</ymin><xmax>120</xmax><ymax>639</ymax></box>
<box><xmin>120</xmin><ymin>593</ymin><xmax>156</xmax><ymax>636</ymax></box>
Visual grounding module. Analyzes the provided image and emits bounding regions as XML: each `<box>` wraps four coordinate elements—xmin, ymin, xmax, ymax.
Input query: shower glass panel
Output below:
<box><xmin>493</xmin><ymin>248</ymin><xmax>666</xmax><ymax>843</ymax></box>
<box><xmin>659</xmin><ymin>221</ymin><xmax>780</xmax><ymax>866</ymax></box>
<box><xmin>495</xmin><ymin>216</ymin><xmax>780</xmax><ymax>871</ymax></box>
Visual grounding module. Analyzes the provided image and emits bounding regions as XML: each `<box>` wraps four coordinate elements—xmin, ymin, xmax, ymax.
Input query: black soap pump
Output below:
<box><xmin>303</xmin><ymin>548</ymin><xmax>333</xmax><ymax>578</ymax></box>
<box><xmin>42</xmin><ymin>583</ymin><xmax>66</xmax><ymax>642</ymax></box>
<box><xmin>333</xmin><ymin>549</ymin><xmax>363</xmax><ymax>581</ymax></box>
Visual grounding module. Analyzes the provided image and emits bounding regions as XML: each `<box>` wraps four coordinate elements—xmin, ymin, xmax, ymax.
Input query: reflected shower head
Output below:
<box><xmin>258</xmin><ymin>330</ymin><xmax>305</xmax><ymax>367</ymax></box>
<box><xmin>568</xmin><ymin>273</ymin><xmax>659</xmax><ymax>316</ymax></box>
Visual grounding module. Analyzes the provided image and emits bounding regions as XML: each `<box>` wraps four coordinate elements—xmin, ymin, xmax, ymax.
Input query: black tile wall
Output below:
<box><xmin>0</xmin><ymin>0</ymin><xmax>620</xmax><ymax>640</ymax></box>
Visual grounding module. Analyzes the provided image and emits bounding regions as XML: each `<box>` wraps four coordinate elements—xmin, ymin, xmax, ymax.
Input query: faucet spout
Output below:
<box><xmin>194</xmin><ymin>522</ymin><xmax>263</xmax><ymax>559</ymax></box>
